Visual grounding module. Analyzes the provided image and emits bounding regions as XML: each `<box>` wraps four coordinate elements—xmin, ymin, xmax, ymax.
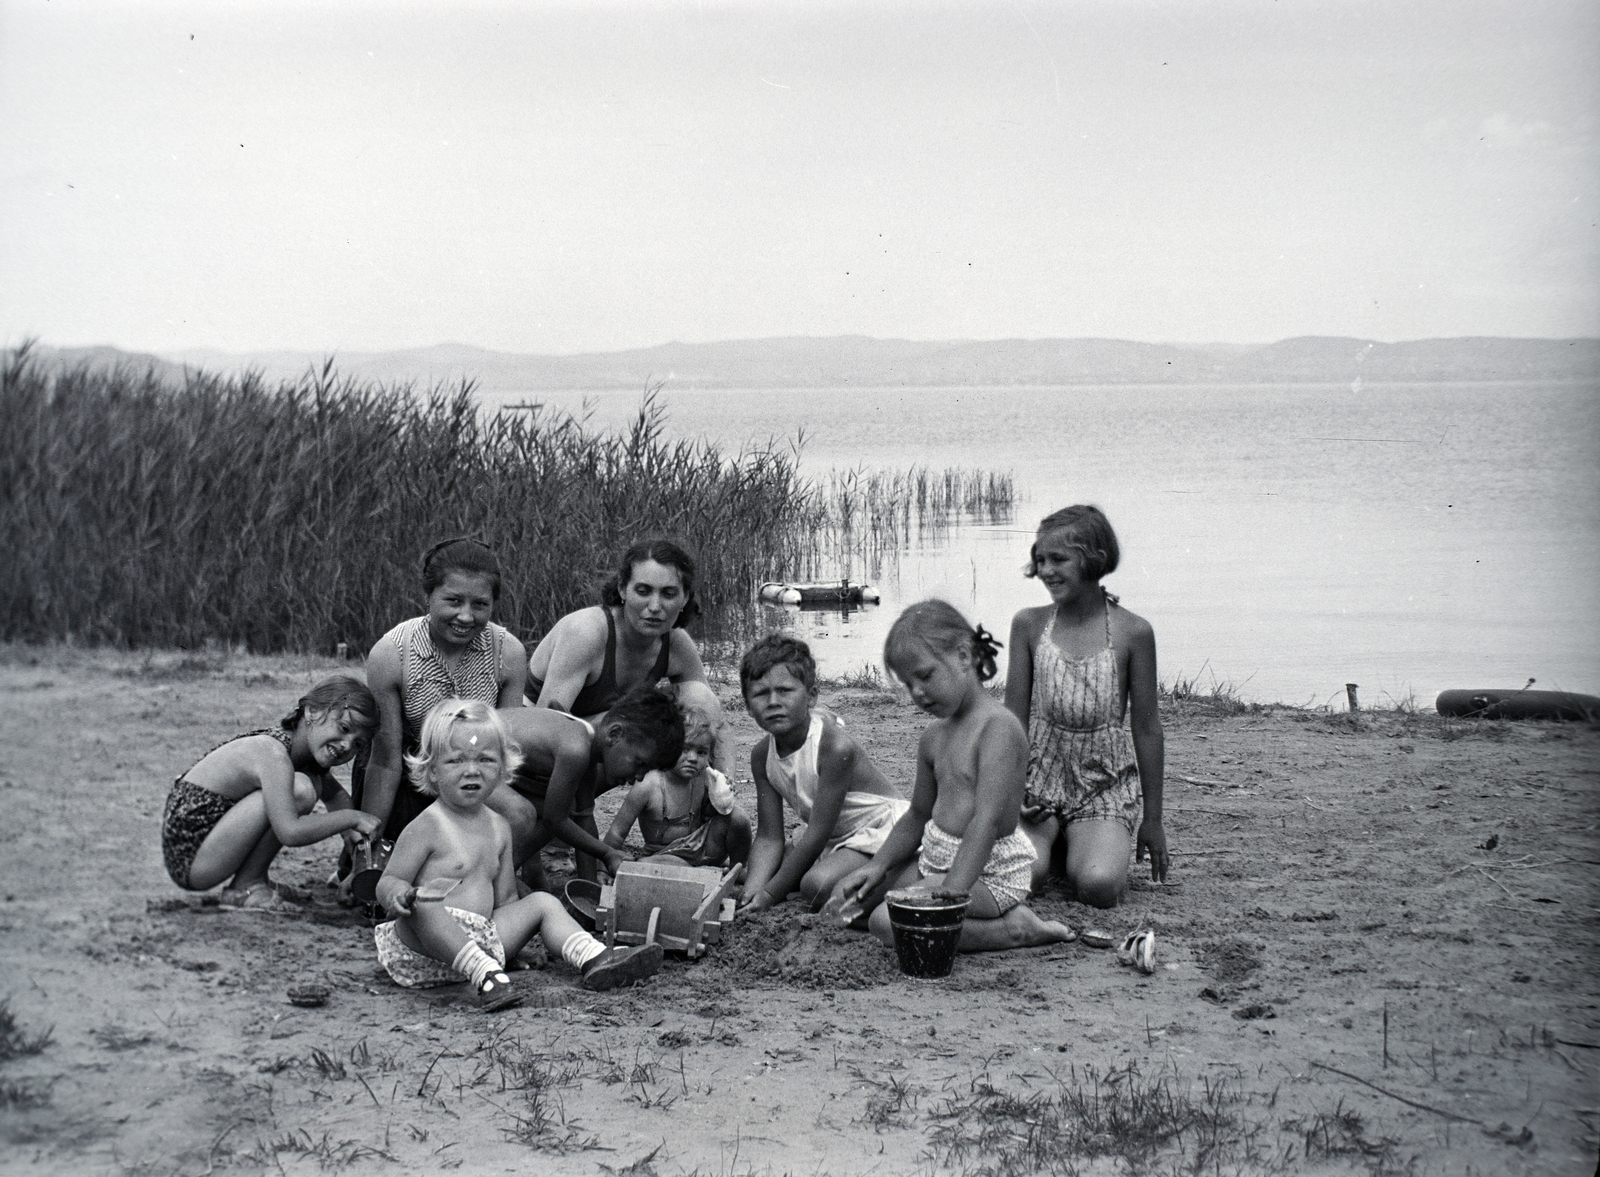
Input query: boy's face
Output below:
<box><xmin>673</xmin><ymin>737</ymin><xmax>714</xmax><ymax>781</ymax></box>
<box><xmin>432</xmin><ymin>723</ymin><xmax>505</xmax><ymax>811</ymax></box>
<box><xmin>600</xmin><ymin>733</ymin><xmax>657</xmax><ymax>787</ymax></box>
<box><xmin>743</xmin><ymin>664</ymin><xmax>815</xmax><ymax>739</ymax></box>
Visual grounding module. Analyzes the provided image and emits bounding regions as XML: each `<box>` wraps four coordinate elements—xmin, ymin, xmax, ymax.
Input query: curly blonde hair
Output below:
<box><xmin>403</xmin><ymin>698</ymin><xmax>521</xmax><ymax>796</ymax></box>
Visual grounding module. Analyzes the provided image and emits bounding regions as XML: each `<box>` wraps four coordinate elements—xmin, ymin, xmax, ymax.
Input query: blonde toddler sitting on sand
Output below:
<box><xmin>372</xmin><ymin>698</ymin><xmax>662</xmax><ymax>1009</ymax></box>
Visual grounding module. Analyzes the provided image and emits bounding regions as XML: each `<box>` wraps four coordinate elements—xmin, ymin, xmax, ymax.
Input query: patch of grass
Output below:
<box><xmin>252</xmin><ymin>1129</ymin><xmax>397</xmax><ymax>1170</ymax></box>
<box><xmin>1286</xmin><ymin>1103</ymin><xmax>1411</xmax><ymax>1175</ymax></box>
<box><xmin>1161</xmin><ymin>664</ymin><xmax>1259</xmax><ymax>716</ymax></box>
<box><xmin>0</xmin><ymin>1078</ymin><xmax>54</xmax><ymax>1109</ymax></box>
<box><xmin>824</xmin><ymin>663</ymin><xmax>890</xmax><ymax>692</ymax></box>
<box><xmin>90</xmin><ymin>1024</ymin><xmax>152</xmax><ymax>1052</ymax></box>
<box><xmin>308</xmin><ymin>1046</ymin><xmax>348</xmax><ymax>1080</ymax></box>
<box><xmin>925</xmin><ymin>1062</ymin><xmax>1280</xmax><ymax>1176</ymax></box>
<box><xmin>461</xmin><ymin>1030</ymin><xmax>597</xmax><ymax>1153</ymax></box>
<box><xmin>856</xmin><ymin>1072</ymin><xmax>919</xmax><ymax>1132</ymax></box>
<box><xmin>0</xmin><ymin>1000</ymin><xmax>52</xmax><ymax>1060</ymax></box>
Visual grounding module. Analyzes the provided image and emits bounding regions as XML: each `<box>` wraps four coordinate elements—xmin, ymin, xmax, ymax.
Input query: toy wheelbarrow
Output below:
<box><xmin>596</xmin><ymin>861</ymin><xmax>745</xmax><ymax>959</ymax></box>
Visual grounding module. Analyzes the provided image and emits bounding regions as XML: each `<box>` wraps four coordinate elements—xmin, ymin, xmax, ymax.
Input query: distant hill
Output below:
<box><xmin>19</xmin><ymin>335</ymin><xmax>1599</xmax><ymax>390</ymax></box>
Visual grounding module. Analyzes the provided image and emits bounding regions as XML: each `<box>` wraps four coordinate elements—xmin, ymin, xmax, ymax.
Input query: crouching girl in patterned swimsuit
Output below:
<box><xmin>1006</xmin><ymin>505</ymin><xmax>1169</xmax><ymax>907</ymax></box>
<box><xmin>161</xmin><ymin>676</ymin><xmax>383</xmax><ymax>912</ymax></box>
<box><xmin>829</xmin><ymin>602</ymin><xmax>1076</xmax><ymax>952</ymax></box>
<box><xmin>372</xmin><ymin>699</ymin><xmax>662</xmax><ymax>1009</ymax></box>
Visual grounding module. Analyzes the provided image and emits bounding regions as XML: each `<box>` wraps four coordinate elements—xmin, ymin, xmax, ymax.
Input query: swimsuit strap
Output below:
<box><xmin>662</xmin><ymin>773</ymin><xmax>706</xmax><ymax>822</ymax></box>
<box><xmin>180</xmin><ymin>727</ymin><xmax>293</xmax><ymax>784</ymax></box>
<box><xmin>651</xmin><ymin>624</ymin><xmax>672</xmax><ymax>682</ymax></box>
<box><xmin>1102</xmin><ymin>590</ymin><xmax>1115</xmax><ymax>650</ymax></box>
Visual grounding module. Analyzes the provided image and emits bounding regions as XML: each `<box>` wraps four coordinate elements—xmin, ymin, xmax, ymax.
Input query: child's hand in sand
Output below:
<box><xmin>825</xmin><ymin>864</ymin><xmax>884</xmax><ymax>924</ymax></box>
<box><xmin>1136</xmin><ymin>817</ymin><xmax>1169</xmax><ymax>882</ymax></box>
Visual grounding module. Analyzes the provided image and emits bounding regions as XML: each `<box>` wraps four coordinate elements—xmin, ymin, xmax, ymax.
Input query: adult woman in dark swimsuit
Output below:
<box><xmin>524</xmin><ymin>539</ymin><xmax>727</xmax><ymax>872</ymax></box>
<box><xmin>527</xmin><ymin>539</ymin><xmax>714</xmax><ymax>723</ymax></box>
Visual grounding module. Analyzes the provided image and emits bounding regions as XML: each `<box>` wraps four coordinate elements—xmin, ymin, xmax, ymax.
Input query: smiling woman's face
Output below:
<box><xmin>620</xmin><ymin>558</ymin><xmax>687</xmax><ymax>636</ymax></box>
<box><xmin>426</xmin><ymin>570</ymin><xmax>496</xmax><ymax>651</ymax></box>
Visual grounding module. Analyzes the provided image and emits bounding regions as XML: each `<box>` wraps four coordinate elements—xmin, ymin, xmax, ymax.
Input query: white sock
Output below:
<box><xmin>560</xmin><ymin>931</ymin><xmax>606</xmax><ymax>971</ymax></box>
<box><xmin>452</xmin><ymin>942</ymin><xmax>501</xmax><ymax>989</ymax></box>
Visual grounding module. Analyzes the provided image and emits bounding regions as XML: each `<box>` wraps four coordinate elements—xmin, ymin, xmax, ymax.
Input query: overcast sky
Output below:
<box><xmin>2</xmin><ymin>0</ymin><xmax>1595</xmax><ymax>355</ymax></box>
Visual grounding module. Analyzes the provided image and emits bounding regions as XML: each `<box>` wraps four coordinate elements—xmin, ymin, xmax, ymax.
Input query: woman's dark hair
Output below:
<box><xmin>599</xmin><ymin>538</ymin><xmax>700</xmax><ymax>628</ymax></box>
<box><xmin>1025</xmin><ymin>505</ymin><xmax>1120</xmax><ymax>582</ymax></box>
<box><xmin>605</xmin><ymin>685</ymin><xmax>686</xmax><ymax>770</ymax></box>
<box><xmin>422</xmin><ymin>537</ymin><xmax>502</xmax><ymax>601</ymax></box>
<box><xmin>883</xmin><ymin>599</ymin><xmax>1003</xmax><ymax>684</ymax></box>
<box><xmin>281</xmin><ymin>675</ymin><xmax>381</xmax><ymax>742</ymax></box>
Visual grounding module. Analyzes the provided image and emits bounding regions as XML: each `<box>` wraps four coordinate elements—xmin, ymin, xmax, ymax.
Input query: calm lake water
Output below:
<box><xmin>482</xmin><ymin>383</ymin><xmax>1600</xmax><ymax>707</ymax></box>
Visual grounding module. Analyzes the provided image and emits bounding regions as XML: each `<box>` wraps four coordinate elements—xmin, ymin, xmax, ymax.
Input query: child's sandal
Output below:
<box><xmin>473</xmin><ymin>971</ymin><xmax>521</xmax><ymax>1012</ymax></box>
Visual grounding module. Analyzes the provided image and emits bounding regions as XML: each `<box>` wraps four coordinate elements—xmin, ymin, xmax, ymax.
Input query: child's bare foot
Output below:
<box><xmin>580</xmin><ymin>944</ymin><xmax>663</xmax><ymax>991</ymax></box>
<box><xmin>999</xmin><ymin>903</ymin><xmax>1076</xmax><ymax>947</ymax></box>
<box><xmin>220</xmin><ymin>882</ymin><xmax>302</xmax><ymax>914</ymax></box>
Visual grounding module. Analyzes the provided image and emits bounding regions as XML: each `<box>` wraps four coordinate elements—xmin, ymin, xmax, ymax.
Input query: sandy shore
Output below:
<box><xmin>0</xmin><ymin>644</ymin><xmax>1595</xmax><ymax>1175</ymax></box>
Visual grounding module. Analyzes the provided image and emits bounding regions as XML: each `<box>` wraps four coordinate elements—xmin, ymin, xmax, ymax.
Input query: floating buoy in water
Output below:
<box><xmin>1435</xmin><ymin>689</ymin><xmax>1600</xmax><ymax>722</ymax></box>
<box><xmin>759</xmin><ymin>580</ymin><xmax>880</xmax><ymax>606</ymax></box>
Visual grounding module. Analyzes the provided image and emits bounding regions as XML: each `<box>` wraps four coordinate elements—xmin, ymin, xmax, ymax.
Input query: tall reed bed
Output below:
<box><xmin>3</xmin><ymin>349</ymin><xmax>1018</xmax><ymax>653</ymax></box>
<box><xmin>780</xmin><ymin>465</ymin><xmax>1016</xmax><ymax>583</ymax></box>
<box><xmin>1</xmin><ymin>349</ymin><xmax>814</xmax><ymax>653</ymax></box>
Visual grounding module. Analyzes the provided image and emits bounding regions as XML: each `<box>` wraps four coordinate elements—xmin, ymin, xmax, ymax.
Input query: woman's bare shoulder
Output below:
<box><xmin>1011</xmin><ymin>604</ymin><xmax>1053</xmax><ymax>637</ymax></box>
<box><xmin>554</xmin><ymin>605</ymin><xmax>610</xmax><ymax>641</ymax></box>
<box><xmin>666</xmin><ymin>628</ymin><xmax>705</xmax><ymax>675</ymax></box>
<box><xmin>498</xmin><ymin>626</ymin><xmax>528</xmax><ymax>660</ymax></box>
<box><xmin>1110</xmin><ymin>602</ymin><xmax>1155</xmax><ymax>644</ymax></box>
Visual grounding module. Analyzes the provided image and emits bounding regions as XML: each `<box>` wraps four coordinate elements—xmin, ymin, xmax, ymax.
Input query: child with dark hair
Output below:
<box><xmin>161</xmin><ymin>675</ymin><xmax>383</xmax><ymax>912</ymax></box>
<box><xmin>604</xmin><ymin>704</ymin><xmax>752</xmax><ymax>869</ymax></box>
<box><xmin>501</xmin><ymin>685</ymin><xmax>685</xmax><ymax>884</ymax></box>
<box><xmin>1007</xmin><ymin>505</ymin><xmax>1169</xmax><ymax>907</ymax></box>
<box><xmin>738</xmin><ymin>635</ymin><xmax>908</xmax><ymax>914</ymax></box>
<box><xmin>830</xmin><ymin>601</ymin><xmax>1076</xmax><ymax>951</ymax></box>
<box><xmin>360</xmin><ymin>538</ymin><xmax>529</xmax><ymax>846</ymax></box>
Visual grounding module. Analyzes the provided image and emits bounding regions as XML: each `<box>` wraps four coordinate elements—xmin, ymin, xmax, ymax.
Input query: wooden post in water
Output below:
<box><xmin>1345</xmin><ymin>683</ymin><xmax>1360</xmax><ymax>712</ymax></box>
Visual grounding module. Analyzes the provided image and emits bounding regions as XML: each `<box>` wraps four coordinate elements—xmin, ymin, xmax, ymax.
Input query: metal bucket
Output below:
<box><xmin>349</xmin><ymin>839</ymin><xmax>394</xmax><ymax>905</ymax></box>
<box><xmin>886</xmin><ymin>889</ymin><xmax>969</xmax><ymax>978</ymax></box>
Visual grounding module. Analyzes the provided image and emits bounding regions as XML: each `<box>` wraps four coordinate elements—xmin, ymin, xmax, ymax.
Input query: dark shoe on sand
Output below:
<box><xmin>472</xmin><ymin>971</ymin><xmax>521</xmax><ymax>1012</ymax></box>
<box><xmin>580</xmin><ymin>944</ymin><xmax>664</xmax><ymax>991</ymax></box>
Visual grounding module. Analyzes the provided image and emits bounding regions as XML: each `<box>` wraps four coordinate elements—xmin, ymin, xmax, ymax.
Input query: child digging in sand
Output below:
<box><xmin>830</xmin><ymin>601</ymin><xmax>1077</xmax><ymax>951</ymax></box>
<box><xmin>161</xmin><ymin>676</ymin><xmax>383</xmax><ymax>912</ymax></box>
<box><xmin>603</xmin><ymin>705</ymin><xmax>752</xmax><ymax>868</ymax></box>
<box><xmin>1006</xmin><ymin>505</ymin><xmax>1169</xmax><ymax>906</ymax></box>
<box><xmin>372</xmin><ymin>699</ymin><xmax>662</xmax><ymax>1008</ymax></box>
<box><xmin>739</xmin><ymin>635</ymin><xmax>909</xmax><ymax>913</ymax></box>
<box><xmin>501</xmin><ymin>685</ymin><xmax>685</xmax><ymax>886</ymax></box>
